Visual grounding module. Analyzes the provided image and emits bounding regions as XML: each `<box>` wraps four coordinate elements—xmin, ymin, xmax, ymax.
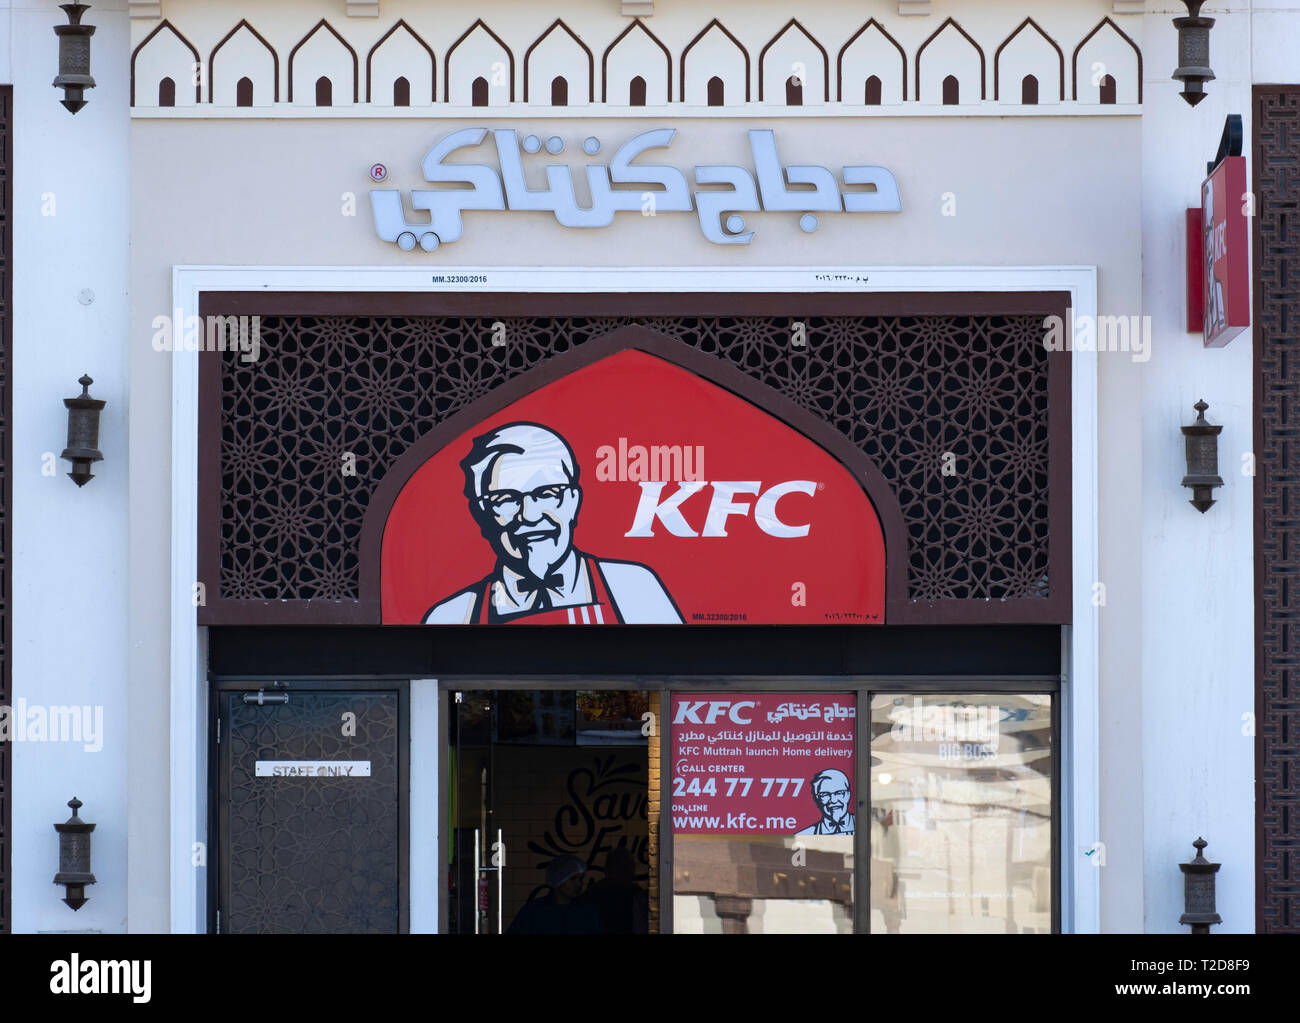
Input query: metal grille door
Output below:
<box><xmin>218</xmin><ymin>689</ymin><xmax>402</xmax><ymax>933</ymax></box>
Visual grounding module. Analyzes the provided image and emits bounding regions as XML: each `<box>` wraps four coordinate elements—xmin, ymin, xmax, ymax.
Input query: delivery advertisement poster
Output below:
<box><xmin>670</xmin><ymin>693</ymin><xmax>856</xmax><ymax>835</ymax></box>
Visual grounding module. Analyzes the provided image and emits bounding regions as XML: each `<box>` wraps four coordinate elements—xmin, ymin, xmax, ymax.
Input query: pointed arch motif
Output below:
<box><xmin>358</xmin><ymin>325</ymin><xmax>910</xmax><ymax>623</ymax></box>
<box><xmin>1071</xmin><ymin>17</ymin><xmax>1142</xmax><ymax>102</ymax></box>
<box><xmin>445</xmin><ymin>19</ymin><xmax>515</xmax><ymax>102</ymax></box>
<box><xmin>601</xmin><ymin>18</ymin><xmax>671</xmax><ymax>103</ymax></box>
<box><xmin>208</xmin><ymin>19</ymin><xmax>279</xmax><ymax>103</ymax></box>
<box><xmin>366</xmin><ymin>19</ymin><xmax>435</xmax><ymax>103</ymax></box>
<box><xmin>837</xmin><ymin>18</ymin><xmax>907</xmax><ymax>102</ymax></box>
<box><xmin>288</xmin><ymin>19</ymin><xmax>359</xmax><ymax>103</ymax></box>
<box><xmin>758</xmin><ymin>18</ymin><xmax>829</xmax><ymax>102</ymax></box>
<box><xmin>523</xmin><ymin>19</ymin><xmax>594</xmax><ymax>103</ymax></box>
<box><xmin>993</xmin><ymin>17</ymin><xmax>1063</xmax><ymax>101</ymax></box>
<box><xmin>130</xmin><ymin>19</ymin><xmax>201</xmax><ymax>106</ymax></box>
<box><xmin>915</xmin><ymin>17</ymin><xmax>986</xmax><ymax>102</ymax></box>
<box><xmin>680</xmin><ymin>19</ymin><xmax>750</xmax><ymax>102</ymax></box>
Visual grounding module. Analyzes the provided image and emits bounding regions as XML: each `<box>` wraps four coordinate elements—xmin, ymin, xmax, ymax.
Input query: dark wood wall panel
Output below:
<box><xmin>1255</xmin><ymin>85</ymin><xmax>1300</xmax><ymax>933</ymax></box>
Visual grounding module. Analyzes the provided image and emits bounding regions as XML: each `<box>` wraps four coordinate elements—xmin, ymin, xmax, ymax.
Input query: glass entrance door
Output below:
<box><xmin>450</xmin><ymin>690</ymin><xmax>499</xmax><ymax>934</ymax></box>
<box><xmin>448</xmin><ymin>688</ymin><xmax>655</xmax><ymax>935</ymax></box>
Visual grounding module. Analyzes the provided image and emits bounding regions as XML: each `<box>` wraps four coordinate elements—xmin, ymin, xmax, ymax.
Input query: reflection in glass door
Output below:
<box><xmin>868</xmin><ymin>693</ymin><xmax>1054</xmax><ymax>933</ymax></box>
<box><xmin>449</xmin><ymin>689</ymin><xmax>654</xmax><ymax>934</ymax></box>
<box><xmin>450</xmin><ymin>690</ymin><xmax>499</xmax><ymax>934</ymax></box>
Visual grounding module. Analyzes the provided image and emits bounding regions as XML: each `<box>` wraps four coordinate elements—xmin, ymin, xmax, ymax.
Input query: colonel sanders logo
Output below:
<box><xmin>423</xmin><ymin>422</ymin><xmax>683</xmax><ymax>624</ymax></box>
<box><xmin>796</xmin><ymin>768</ymin><xmax>855</xmax><ymax>835</ymax></box>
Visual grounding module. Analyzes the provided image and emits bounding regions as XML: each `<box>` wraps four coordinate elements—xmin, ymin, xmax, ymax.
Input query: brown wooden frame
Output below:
<box><xmin>196</xmin><ymin>289</ymin><xmax>1072</xmax><ymax>628</ymax></box>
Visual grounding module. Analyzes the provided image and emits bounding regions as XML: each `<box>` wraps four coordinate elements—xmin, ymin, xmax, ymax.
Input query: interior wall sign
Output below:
<box><xmin>377</xmin><ymin>349</ymin><xmax>887</xmax><ymax>625</ymax></box>
<box><xmin>370</xmin><ymin>128</ymin><xmax>902</xmax><ymax>250</ymax></box>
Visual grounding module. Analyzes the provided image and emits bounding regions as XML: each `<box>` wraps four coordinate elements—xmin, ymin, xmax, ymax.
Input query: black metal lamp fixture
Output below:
<box><xmin>61</xmin><ymin>374</ymin><xmax>104</xmax><ymax>487</ymax></box>
<box><xmin>1179</xmin><ymin>837</ymin><xmax>1222</xmax><ymax>934</ymax></box>
<box><xmin>1181</xmin><ymin>399</ymin><xmax>1223</xmax><ymax>513</ymax></box>
<box><xmin>53</xmin><ymin>797</ymin><xmax>97</xmax><ymax>910</ymax></box>
<box><xmin>1172</xmin><ymin>1</ymin><xmax>1215</xmax><ymax>107</ymax></box>
<box><xmin>52</xmin><ymin>3</ymin><xmax>96</xmax><ymax>114</ymax></box>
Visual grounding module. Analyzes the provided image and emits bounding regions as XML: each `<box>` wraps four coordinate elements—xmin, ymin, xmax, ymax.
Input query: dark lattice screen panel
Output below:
<box><xmin>0</xmin><ymin>86</ymin><xmax>11</xmax><ymax>935</ymax></box>
<box><xmin>211</xmin><ymin>311</ymin><xmax>1059</xmax><ymax>622</ymax></box>
<box><xmin>1255</xmin><ymin>86</ymin><xmax>1300</xmax><ymax>933</ymax></box>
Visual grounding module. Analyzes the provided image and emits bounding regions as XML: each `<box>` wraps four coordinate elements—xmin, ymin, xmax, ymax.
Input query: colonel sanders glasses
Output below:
<box><xmin>478</xmin><ymin>483</ymin><xmax>575</xmax><ymax>520</ymax></box>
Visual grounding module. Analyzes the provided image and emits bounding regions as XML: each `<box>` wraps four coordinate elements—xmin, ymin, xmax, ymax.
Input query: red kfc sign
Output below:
<box><xmin>671</xmin><ymin>694</ymin><xmax>856</xmax><ymax>835</ymax></box>
<box><xmin>1200</xmin><ymin>155</ymin><xmax>1250</xmax><ymax>347</ymax></box>
<box><xmin>378</xmin><ymin>349</ymin><xmax>886</xmax><ymax>625</ymax></box>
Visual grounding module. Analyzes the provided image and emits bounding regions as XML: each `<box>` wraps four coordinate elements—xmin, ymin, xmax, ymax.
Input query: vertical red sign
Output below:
<box><xmin>1200</xmin><ymin>155</ymin><xmax>1250</xmax><ymax>348</ymax></box>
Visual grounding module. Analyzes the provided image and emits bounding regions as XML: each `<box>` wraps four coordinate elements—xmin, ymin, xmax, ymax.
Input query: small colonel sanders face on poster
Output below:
<box><xmin>797</xmin><ymin>769</ymin><xmax>854</xmax><ymax>836</ymax></box>
<box><xmin>378</xmin><ymin>349</ymin><xmax>887</xmax><ymax>626</ymax></box>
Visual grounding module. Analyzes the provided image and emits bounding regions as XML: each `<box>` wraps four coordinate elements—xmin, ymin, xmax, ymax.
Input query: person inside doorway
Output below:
<box><xmin>423</xmin><ymin>422</ymin><xmax>682</xmax><ymax>624</ymax></box>
<box><xmin>506</xmin><ymin>854</ymin><xmax>602</xmax><ymax>934</ymax></box>
<box><xmin>581</xmin><ymin>847</ymin><xmax>648</xmax><ymax>934</ymax></box>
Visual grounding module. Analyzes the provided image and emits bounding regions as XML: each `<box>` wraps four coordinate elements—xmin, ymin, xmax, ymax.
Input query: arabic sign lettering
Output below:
<box><xmin>370</xmin><ymin>128</ymin><xmax>901</xmax><ymax>250</ymax></box>
<box><xmin>671</xmin><ymin>694</ymin><xmax>856</xmax><ymax>835</ymax></box>
<box><xmin>378</xmin><ymin>350</ymin><xmax>887</xmax><ymax>625</ymax></box>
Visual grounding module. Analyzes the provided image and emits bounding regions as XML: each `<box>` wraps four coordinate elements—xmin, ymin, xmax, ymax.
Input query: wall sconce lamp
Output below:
<box><xmin>53</xmin><ymin>797</ymin><xmax>97</xmax><ymax>910</ymax></box>
<box><xmin>61</xmin><ymin>374</ymin><xmax>104</xmax><ymax>487</ymax></box>
<box><xmin>1172</xmin><ymin>1</ymin><xmax>1215</xmax><ymax>107</ymax></box>
<box><xmin>1179</xmin><ymin>837</ymin><xmax>1221</xmax><ymax>933</ymax></box>
<box><xmin>1181</xmin><ymin>399</ymin><xmax>1223</xmax><ymax>513</ymax></box>
<box><xmin>52</xmin><ymin>3</ymin><xmax>96</xmax><ymax>114</ymax></box>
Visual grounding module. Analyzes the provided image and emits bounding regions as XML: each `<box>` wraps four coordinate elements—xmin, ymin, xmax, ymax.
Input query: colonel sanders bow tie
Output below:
<box><xmin>516</xmin><ymin>573</ymin><xmax>565</xmax><ymax>609</ymax></box>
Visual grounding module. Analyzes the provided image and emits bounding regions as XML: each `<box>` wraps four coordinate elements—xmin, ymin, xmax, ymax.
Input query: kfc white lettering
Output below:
<box><xmin>672</xmin><ymin>700</ymin><xmax>756</xmax><ymax>725</ymax></box>
<box><xmin>624</xmin><ymin>481</ymin><xmax>816</xmax><ymax>538</ymax></box>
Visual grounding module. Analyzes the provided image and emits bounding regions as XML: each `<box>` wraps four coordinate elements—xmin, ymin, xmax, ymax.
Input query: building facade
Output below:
<box><xmin>0</xmin><ymin>0</ymin><xmax>1294</xmax><ymax>933</ymax></box>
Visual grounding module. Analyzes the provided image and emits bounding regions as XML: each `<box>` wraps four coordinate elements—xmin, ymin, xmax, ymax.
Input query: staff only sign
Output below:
<box><xmin>671</xmin><ymin>694</ymin><xmax>856</xmax><ymax>835</ymax></box>
<box><xmin>377</xmin><ymin>349</ymin><xmax>886</xmax><ymax>625</ymax></box>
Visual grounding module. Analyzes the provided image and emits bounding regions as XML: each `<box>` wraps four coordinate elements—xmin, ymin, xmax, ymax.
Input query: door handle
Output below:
<box><xmin>242</xmin><ymin>690</ymin><xmax>289</xmax><ymax>705</ymax></box>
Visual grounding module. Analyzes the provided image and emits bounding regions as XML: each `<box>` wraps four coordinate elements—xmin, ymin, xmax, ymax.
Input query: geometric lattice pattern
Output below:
<box><xmin>1255</xmin><ymin>86</ymin><xmax>1300</xmax><ymax>934</ymax></box>
<box><xmin>0</xmin><ymin>86</ymin><xmax>11</xmax><ymax>936</ymax></box>
<box><xmin>216</xmin><ymin>313</ymin><xmax>1054</xmax><ymax>609</ymax></box>
<box><xmin>223</xmin><ymin>691</ymin><xmax>400</xmax><ymax>933</ymax></box>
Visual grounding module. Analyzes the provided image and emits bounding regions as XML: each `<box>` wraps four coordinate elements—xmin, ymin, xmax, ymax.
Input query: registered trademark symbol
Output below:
<box><xmin>817</xmin><ymin>482</ymin><xmax>825</xmax><ymax>491</ymax></box>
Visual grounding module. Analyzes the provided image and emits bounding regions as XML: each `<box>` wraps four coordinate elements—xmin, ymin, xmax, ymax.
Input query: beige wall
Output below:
<box><xmin>129</xmin><ymin>113</ymin><xmax>1144</xmax><ymax>930</ymax></box>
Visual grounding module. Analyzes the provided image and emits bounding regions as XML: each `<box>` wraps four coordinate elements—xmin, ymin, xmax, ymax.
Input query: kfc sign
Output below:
<box><xmin>1201</xmin><ymin>155</ymin><xmax>1250</xmax><ymax>347</ymax></box>
<box><xmin>371</xmin><ymin>127</ymin><xmax>901</xmax><ymax>250</ymax></box>
<box><xmin>671</xmin><ymin>693</ymin><xmax>856</xmax><ymax>835</ymax></box>
<box><xmin>377</xmin><ymin>349</ymin><xmax>886</xmax><ymax>625</ymax></box>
